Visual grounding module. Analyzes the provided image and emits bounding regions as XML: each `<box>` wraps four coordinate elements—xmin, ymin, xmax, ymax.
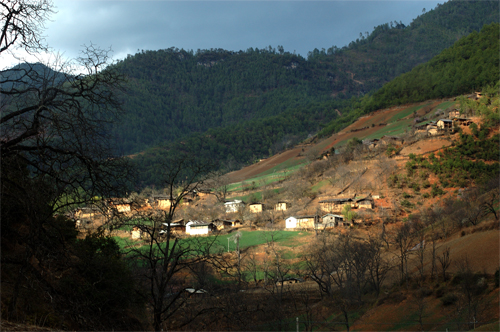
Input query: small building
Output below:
<box><xmin>437</xmin><ymin>119</ymin><xmax>453</xmax><ymax>130</ymax></box>
<box><xmin>223</xmin><ymin>219</ymin><xmax>241</xmax><ymax>227</ymax></box>
<box><xmin>108</xmin><ymin>199</ymin><xmax>132</xmax><ymax>213</ymax></box>
<box><xmin>452</xmin><ymin>117</ymin><xmax>473</xmax><ymax>127</ymax></box>
<box><xmin>160</xmin><ymin>219</ymin><xmax>186</xmax><ymax>235</ymax></box>
<box><xmin>276</xmin><ymin>277</ymin><xmax>303</xmax><ymax>286</ymax></box>
<box><xmin>131</xmin><ymin>226</ymin><xmax>142</xmax><ymax>240</ymax></box>
<box><xmin>225</xmin><ymin>200</ymin><xmax>244</xmax><ymax>213</ymax></box>
<box><xmin>356</xmin><ymin>196</ymin><xmax>374</xmax><ymax>209</ymax></box>
<box><xmin>249</xmin><ymin>203</ymin><xmax>264</xmax><ymax>213</ymax></box>
<box><xmin>286</xmin><ymin>215</ymin><xmax>318</xmax><ymax>229</ymax></box>
<box><xmin>321</xmin><ymin>214</ymin><xmax>344</xmax><ymax>226</ymax></box>
<box><xmin>74</xmin><ymin>206</ymin><xmax>98</xmax><ymax>220</ymax></box>
<box><xmin>151</xmin><ymin>195</ymin><xmax>172</xmax><ymax>210</ymax></box>
<box><xmin>286</xmin><ymin>216</ymin><xmax>298</xmax><ymax>229</ymax></box>
<box><xmin>426</xmin><ymin>123</ymin><xmax>439</xmax><ymax>136</ymax></box>
<box><xmin>274</xmin><ymin>202</ymin><xmax>290</xmax><ymax>211</ymax></box>
<box><xmin>319</xmin><ymin>198</ymin><xmax>354</xmax><ymax>213</ymax></box>
<box><xmin>185</xmin><ymin>220</ymin><xmax>215</xmax><ymax>236</ymax></box>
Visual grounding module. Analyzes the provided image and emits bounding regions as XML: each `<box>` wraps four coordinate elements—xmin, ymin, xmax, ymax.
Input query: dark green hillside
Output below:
<box><xmin>113</xmin><ymin>49</ymin><xmax>340</xmax><ymax>153</ymax></box>
<box><xmin>318</xmin><ymin>23</ymin><xmax>500</xmax><ymax>139</ymax></box>
<box><xmin>131</xmin><ymin>19</ymin><xmax>500</xmax><ymax>188</ymax></box>
<box><xmin>366</xmin><ymin>23</ymin><xmax>500</xmax><ymax>112</ymax></box>
<box><xmin>310</xmin><ymin>0</ymin><xmax>499</xmax><ymax>93</ymax></box>
<box><xmin>111</xmin><ymin>0</ymin><xmax>498</xmax><ymax>156</ymax></box>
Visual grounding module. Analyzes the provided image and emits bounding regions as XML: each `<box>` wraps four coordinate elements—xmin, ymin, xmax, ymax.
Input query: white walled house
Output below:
<box><xmin>186</xmin><ymin>221</ymin><xmax>214</xmax><ymax>235</ymax></box>
<box><xmin>224</xmin><ymin>200</ymin><xmax>244</xmax><ymax>213</ymax></box>
<box><xmin>286</xmin><ymin>216</ymin><xmax>298</xmax><ymax>229</ymax></box>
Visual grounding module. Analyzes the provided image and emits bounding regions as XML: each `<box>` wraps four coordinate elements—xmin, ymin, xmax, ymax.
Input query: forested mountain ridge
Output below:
<box><xmin>132</xmin><ymin>22</ymin><xmax>500</xmax><ymax>189</ymax></box>
<box><xmin>310</xmin><ymin>0</ymin><xmax>499</xmax><ymax>92</ymax></box>
<box><xmin>110</xmin><ymin>0</ymin><xmax>499</xmax><ymax>156</ymax></box>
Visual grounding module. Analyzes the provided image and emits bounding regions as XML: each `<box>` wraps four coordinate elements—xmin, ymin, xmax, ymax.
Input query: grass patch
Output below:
<box><xmin>362</xmin><ymin>118</ymin><xmax>413</xmax><ymax>141</ymax></box>
<box><xmin>389</xmin><ymin>104</ymin><xmax>428</xmax><ymax>122</ymax></box>
<box><xmin>227</xmin><ymin>162</ymin><xmax>305</xmax><ymax>192</ymax></box>
<box><xmin>431</xmin><ymin>101</ymin><xmax>456</xmax><ymax>117</ymax></box>
<box><xmin>311</xmin><ymin>180</ymin><xmax>329</xmax><ymax>193</ymax></box>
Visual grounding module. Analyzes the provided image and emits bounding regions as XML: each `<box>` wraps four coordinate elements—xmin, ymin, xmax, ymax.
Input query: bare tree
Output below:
<box><xmin>366</xmin><ymin>237</ymin><xmax>392</xmax><ymax>296</ymax></box>
<box><xmin>453</xmin><ymin>256</ymin><xmax>488</xmax><ymax>330</ymax></box>
<box><xmin>1</xmin><ymin>0</ymin><xmax>54</xmax><ymax>55</ymax></box>
<box><xmin>438</xmin><ymin>247</ymin><xmax>452</xmax><ymax>282</ymax></box>
<box><xmin>211</xmin><ymin>172</ymin><xmax>231</xmax><ymax>203</ymax></box>
<box><xmin>1</xmin><ymin>1</ymin><xmax>135</xmax><ymax>325</ymax></box>
<box><xmin>305</xmin><ymin>233</ymin><xmax>374</xmax><ymax>331</ymax></box>
<box><xmin>393</xmin><ymin>222</ymin><xmax>417</xmax><ymax>285</ymax></box>
<box><xmin>123</xmin><ymin>154</ymin><xmax>220</xmax><ymax>331</ymax></box>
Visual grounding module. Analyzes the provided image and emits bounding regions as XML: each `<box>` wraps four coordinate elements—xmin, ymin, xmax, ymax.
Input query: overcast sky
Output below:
<box><xmin>3</xmin><ymin>0</ymin><xmax>444</xmax><ymax>68</ymax></box>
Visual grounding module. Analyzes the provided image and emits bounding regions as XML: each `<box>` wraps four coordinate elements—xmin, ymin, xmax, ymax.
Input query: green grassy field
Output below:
<box><xmin>227</xmin><ymin>160</ymin><xmax>307</xmax><ymax>193</ymax></box>
<box><xmin>389</xmin><ymin>104</ymin><xmax>429</xmax><ymax>122</ymax></box>
<box><xmin>115</xmin><ymin>229</ymin><xmax>310</xmax><ymax>254</ymax></box>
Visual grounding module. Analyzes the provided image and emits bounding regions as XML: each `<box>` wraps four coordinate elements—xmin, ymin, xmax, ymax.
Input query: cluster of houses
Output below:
<box><xmin>73</xmin><ymin>186</ymin><xmax>376</xmax><ymax>239</ymax></box>
<box><xmin>285</xmin><ymin>194</ymin><xmax>375</xmax><ymax>230</ymax></box>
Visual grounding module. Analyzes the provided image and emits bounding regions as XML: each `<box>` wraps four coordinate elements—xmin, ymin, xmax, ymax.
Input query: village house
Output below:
<box><xmin>320</xmin><ymin>214</ymin><xmax>344</xmax><ymax>228</ymax></box>
<box><xmin>185</xmin><ymin>220</ymin><xmax>215</xmax><ymax>236</ymax></box>
<box><xmin>151</xmin><ymin>195</ymin><xmax>172</xmax><ymax>210</ymax></box>
<box><xmin>159</xmin><ymin>219</ymin><xmax>186</xmax><ymax>235</ymax></box>
<box><xmin>286</xmin><ymin>215</ymin><xmax>319</xmax><ymax>229</ymax></box>
<box><xmin>319</xmin><ymin>197</ymin><xmax>354</xmax><ymax>213</ymax></box>
<box><xmin>224</xmin><ymin>200</ymin><xmax>244</xmax><ymax>213</ymax></box>
<box><xmin>223</xmin><ymin>219</ymin><xmax>241</xmax><ymax>228</ymax></box>
<box><xmin>131</xmin><ymin>226</ymin><xmax>142</xmax><ymax>240</ymax></box>
<box><xmin>249</xmin><ymin>203</ymin><xmax>264</xmax><ymax>213</ymax></box>
<box><xmin>276</xmin><ymin>277</ymin><xmax>303</xmax><ymax>286</ymax></box>
<box><xmin>356</xmin><ymin>196</ymin><xmax>374</xmax><ymax>209</ymax></box>
<box><xmin>437</xmin><ymin>119</ymin><xmax>453</xmax><ymax>130</ymax></box>
<box><xmin>107</xmin><ymin>198</ymin><xmax>132</xmax><ymax>213</ymax></box>
<box><xmin>274</xmin><ymin>201</ymin><xmax>290</xmax><ymax>211</ymax></box>
<box><xmin>74</xmin><ymin>206</ymin><xmax>99</xmax><ymax>220</ymax></box>
<box><xmin>452</xmin><ymin>117</ymin><xmax>474</xmax><ymax>127</ymax></box>
<box><xmin>426</xmin><ymin>122</ymin><xmax>439</xmax><ymax>136</ymax></box>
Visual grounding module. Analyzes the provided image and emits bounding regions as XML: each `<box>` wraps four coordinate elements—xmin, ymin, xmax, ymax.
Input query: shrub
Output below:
<box><xmin>400</xmin><ymin>199</ymin><xmax>414</xmax><ymax>209</ymax></box>
<box><xmin>431</xmin><ymin>184</ymin><xmax>445</xmax><ymax>197</ymax></box>
<box><xmin>435</xmin><ymin>287</ymin><xmax>445</xmax><ymax>298</ymax></box>
<box><xmin>422</xmin><ymin>193</ymin><xmax>430</xmax><ymax>199</ymax></box>
<box><xmin>441</xmin><ymin>293</ymin><xmax>458</xmax><ymax>306</ymax></box>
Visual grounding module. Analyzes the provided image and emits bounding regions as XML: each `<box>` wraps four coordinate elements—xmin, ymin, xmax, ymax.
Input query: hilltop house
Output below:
<box><xmin>160</xmin><ymin>219</ymin><xmax>186</xmax><ymax>235</ymax></box>
<box><xmin>185</xmin><ymin>220</ymin><xmax>215</xmax><ymax>235</ymax></box>
<box><xmin>319</xmin><ymin>214</ymin><xmax>344</xmax><ymax>228</ymax></box>
<box><xmin>249</xmin><ymin>203</ymin><xmax>264</xmax><ymax>213</ymax></box>
<box><xmin>319</xmin><ymin>197</ymin><xmax>354</xmax><ymax>213</ymax></box>
<box><xmin>107</xmin><ymin>199</ymin><xmax>132</xmax><ymax>213</ymax></box>
<box><xmin>225</xmin><ymin>200</ymin><xmax>244</xmax><ymax>213</ymax></box>
<box><xmin>151</xmin><ymin>195</ymin><xmax>172</xmax><ymax>210</ymax></box>
<box><xmin>286</xmin><ymin>215</ymin><xmax>319</xmax><ymax>229</ymax></box>
<box><xmin>356</xmin><ymin>195</ymin><xmax>374</xmax><ymax>209</ymax></box>
<box><xmin>437</xmin><ymin>119</ymin><xmax>453</xmax><ymax>130</ymax></box>
<box><xmin>274</xmin><ymin>202</ymin><xmax>290</xmax><ymax>211</ymax></box>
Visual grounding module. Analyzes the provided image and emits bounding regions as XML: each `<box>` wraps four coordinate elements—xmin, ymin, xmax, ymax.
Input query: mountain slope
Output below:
<box><xmin>111</xmin><ymin>0</ymin><xmax>499</xmax><ymax>156</ymax></box>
